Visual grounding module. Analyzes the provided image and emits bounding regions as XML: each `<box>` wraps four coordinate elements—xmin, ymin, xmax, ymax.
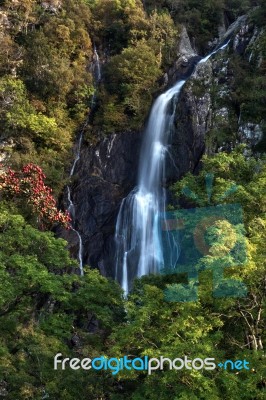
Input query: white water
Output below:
<box><xmin>67</xmin><ymin>47</ymin><xmax>101</xmax><ymax>275</ymax></box>
<box><xmin>70</xmin><ymin>133</ymin><xmax>83</xmax><ymax>177</ymax></box>
<box><xmin>198</xmin><ymin>39</ymin><xmax>230</xmax><ymax>64</ymax></box>
<box><xmin>115</xmin><ymin>80</ymin><xmax>185</xmax><ymax>292</ymax></box>
<box><xmin>67</xmin><ymin>165</ymin><xmax>84</xmax><ymax>275</ymax></box>
<box><xmin>93</xmin><ymin>47</ymin><xmax>101</xmax><ymax>82</ymax></box>
<box><xmin>115</xmin><ymin>40</ymin><xmax>231</xmax><ymax>294</ymax></box>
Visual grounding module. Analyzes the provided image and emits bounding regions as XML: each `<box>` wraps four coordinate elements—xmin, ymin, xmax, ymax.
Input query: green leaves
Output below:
<box><xmin>104</xmin><ymin>149</ymin><xmax>265</xmax><ymax>399</ymax></box>
<box><xmin>0</xmin><ymin>204</ymin><xmax>124</xmax><ymax>399</ymax></box>
<box><xmin>0</xmin><ymin>0</ymin><xmax>95</xmax><ymax>191</ymax></box>
<box><xmin>0</xmin><ymin>76</ymin><xmax>59</xmax><ymax>149</ymax></box>
<box><xmin>97</xmin><ymin>40</ymin><xmax>161</xmax><ymax>132</ymax></box>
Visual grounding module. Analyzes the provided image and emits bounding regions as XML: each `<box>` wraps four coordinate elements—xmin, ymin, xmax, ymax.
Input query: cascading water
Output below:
<box><xmin>67</xmin><ymin>132</ymin><xmax>84</xmax><ymax>275</ymax></box>
<box><xmin>93</xmin><ymin>46</ymin><xmax>101</xmax><ymax>82</ymax></box>
<box><xmin>198</xmin><ymin>39</ymin><xmax>230</xmax><ymax>64</ymax></box>
<box><xmin>115</xmin><ymin>40</ymin><xmax>231</xmax><ymax>294</ymax></box>
<box><xmin>67</xmin><ymin>47</ymin><xmax>101</xmax><ymax>275</ymax></box>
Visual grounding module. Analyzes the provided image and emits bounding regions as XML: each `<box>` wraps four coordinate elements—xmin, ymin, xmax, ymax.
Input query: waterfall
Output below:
<box><xmin>67</xmin><ymin>133</ymin><xmax>84</xmax><ymax>275</ymax></box>
<box><xmin>115</xmin><ymin>40</ymin><xmax>231</xmax><ymax>295</ymax></box>
<box><xmin>198</xmin><ymin>39</ymin><xmax>230</xmax><ymax>64</ymax></box>
<box><xmin>67</xmin><ymin>47</ymin><xmax>101</xmax><ymax>275</ymax></box>
<box><xmin>93</xmin><ymin>46</ymin><xmax>101</xmax><ymax>82</ymax></box>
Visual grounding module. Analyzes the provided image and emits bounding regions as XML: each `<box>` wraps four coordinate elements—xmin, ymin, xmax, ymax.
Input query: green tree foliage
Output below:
<box><xmin>0</xmin><ymin>1</ymin><xmax>265</xmax><ymax>398</ymax></box>
<box><xmin>0</xmin><ymin>204</ymin><xmax>124</xmax><ymax>399</ymax></box>
<box><xmin>96</xmin><ymin>40</ymin><xmax>161</xmax><ymax>132</ymax></box>
<box><xmin>0</xmin><ymin>77</ymin><xmax>58</xmax><ymax>146</ymax></box>
<box><xmin>144</xmin><ymin>0</ymin><xmax>255</xmax><ymax>51</ymax></box>
<box><xmin>171</xmin><ymin>147</ymin><xmax>265</xmax><ymax>344</ymax></box>
<box><xmin>108</xmin><ymin>148</ymin><xmax>265</xmax><ymax>399</ymax></box>
<box><xmin>0</xmin><ymin>148</ymin><xmax>265</xmax><ymax>399</ymax></box>
<box><xmin>0</xmin><ymin>0</ymin><xmax>95</xmax><ymax>191</ymax></box>
<box><xmin>91</xmin><ymin>2</ymin><xmax>178</xmax><ymax>134</ymax></box>
<box><xmin>148</xmin><ymin>9</ymin><xmax>178</xmax><ymax>66</ymax></box>
<box><xmin>91</xmin><ymin>0</ymin><xmax>150</xmax><ymax>53</ymax></box>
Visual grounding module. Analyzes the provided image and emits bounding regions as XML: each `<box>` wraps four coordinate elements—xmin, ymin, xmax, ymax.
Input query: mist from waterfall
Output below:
<box><xmin>115</xmin><ymin>40</ymin><xmax>231</xmax><ymax>294</ymax></box>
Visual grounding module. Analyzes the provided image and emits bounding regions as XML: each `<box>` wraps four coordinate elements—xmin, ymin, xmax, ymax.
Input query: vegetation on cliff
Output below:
<box><xmin>0</xmin><ymin>1</ymin><xmax>265</xmax><ymax>399</ymax></box>
<box><xmin>0</xmin><ymin>0</ymin><xmax>265</xmax><ymax>184</ymax></box>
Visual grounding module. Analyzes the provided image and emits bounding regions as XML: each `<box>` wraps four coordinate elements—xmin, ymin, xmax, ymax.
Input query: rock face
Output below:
<box><xmin>0</xmin><ymin>11</ymin><xmax>10</xmax><ymax>29</ymax></box>
<box><xmin>209</xmin><ymin>17</ymin><xmax>263</xmax><ymax>153</ymax></box>
<box><xmin>62</xmin><ymin>131</ymin><xmax>142</xmax><ymax>277</ymax></box>
<box><xmin>41</xmin><ymin>0</ymin><xmax>62</xmax><ymax>13</ymax></box>
<box><xmin>63</xmin><ymin>15</ymin><xmax>263</xmax><ymax>277</ymax></box>
<box><xmin>167</xmin><ymin>60</ymin><xmax>213</xmax><ymax>181</ymax></box>
<box><xmin>0</xmin><ymin>139</ymin><xmax>15</xmax><ymax>164</ymax></box>
<box><xmin>168</xmin><ymin>26</ymin><xmax>200</xmax><ymax>83</ymax></box>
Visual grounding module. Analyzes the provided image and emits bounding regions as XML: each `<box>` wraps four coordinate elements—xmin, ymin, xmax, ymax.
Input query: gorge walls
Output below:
<box><xmin>61</xmin><ymin>15</ymin><xmax>264</xmax><ymax>278</ymax></box>
<box><xmin>61</xmin><ymin>130</ymin><xmax>142</xmax><ymax>277</ymax></box>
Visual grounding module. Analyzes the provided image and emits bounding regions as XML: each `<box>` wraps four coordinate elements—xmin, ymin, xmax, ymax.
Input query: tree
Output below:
<box><xmin>171</xmin><ymin>147</ymin><xmax>265</xmax><ymax>351</ymax></box>
<box><xmin>108</xmin><ymin>147</ymin><xmax>265</xmax><ymax>400</ymax></box>
<box><xmin>0</xmin><ymin>204</ymin><xmax>124</xmax><ymax>399</ymax></box>
<box><xmin>98</xmin><ymin>40</ymin><xmax>161</xmax><ymax>132</ymax></box>
<box><xmin>91</xmin><ymin>0</ymin><xmax>149</xmax><ymax>53</ymax></box>
<box><xmin>0</xmin><ymin>77</ymin><xmax>59</xmax><ymax>146</ymax></box>
<box><xmin>0</xmin><ymin>163</ymin><xmax>71</xmax><ymax>228</ymax></box>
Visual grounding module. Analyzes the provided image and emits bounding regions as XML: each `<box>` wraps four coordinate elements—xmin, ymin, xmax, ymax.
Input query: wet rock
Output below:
<box><xmin>70</xmin><ymin>333</ymin><xmax>81</xmax><ymax>348</ymax></box>
<box><xmin>0</xmin><ymin>139</ymin><xmax>15</xmax><ymax>164</ymax></box>
<box><xmin>0</xmin><ymin>380</ymin><xmax>8</xmax><ymax>397</ymax></box>
<box><xmin>168</xmin><ymin>81</ymin><xmax>211</xmax><ymax>180</ymax></box>
<box><xmin>61</xmin><ymin>131</ymin><xmax>142</xmax><ymax>276</ymax></box>
<box><xmin>233</xmin><ymin>23</ymin><xmax>253</xmax><ymax>54</ymax></box>
<box><xmin>239</xmin><ymin>123</ymin><xmax>263</xmax><ymax>146</ymax></box>
<box><xmin>178</xmin><ymin>26</ymin><xmax>197</xmax><ymax>58</ymax></box>
<box><xmin>168</xmin><ymin>26</ymin><xmax>200</xmax><ymax>83</ymax></box>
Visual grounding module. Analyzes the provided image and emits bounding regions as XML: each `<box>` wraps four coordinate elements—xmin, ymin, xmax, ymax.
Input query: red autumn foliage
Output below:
<box><xmin>0</xmin><ymin>163</ymin><xmax>71</xmax><ymax>229</ymax></box>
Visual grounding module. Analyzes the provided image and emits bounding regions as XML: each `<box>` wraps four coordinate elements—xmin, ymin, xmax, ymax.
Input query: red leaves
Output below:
<box><xmin>0</xmin><ymin>163</ymin><xmax>71</xmax><ymax>229</ymax></box>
